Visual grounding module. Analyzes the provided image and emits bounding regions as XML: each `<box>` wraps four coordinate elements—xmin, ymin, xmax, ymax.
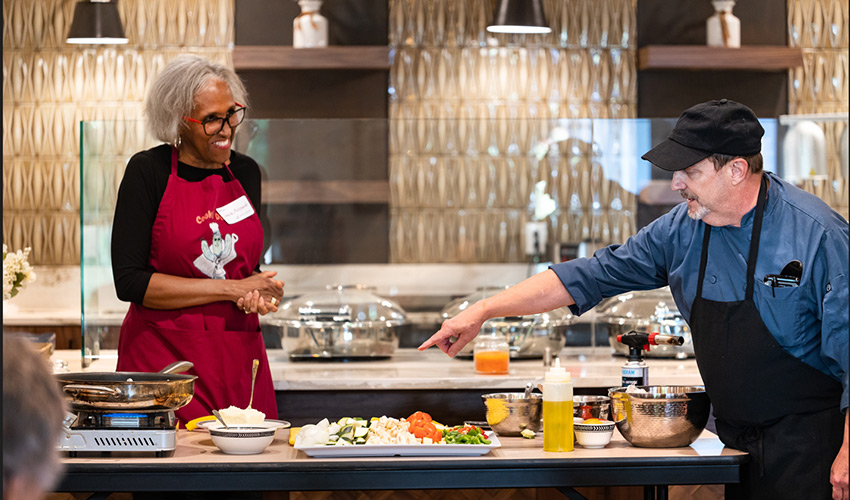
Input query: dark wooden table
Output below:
<box><xmin>56</xmin><ymin>428</ymin><xmax>747</xmax><ymax>500</ymax></box>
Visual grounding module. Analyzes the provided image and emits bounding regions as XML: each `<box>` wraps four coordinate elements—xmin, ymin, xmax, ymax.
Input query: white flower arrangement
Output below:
<box><xmin>3</xmin><ymin>244</ymin><xmax>36</xmax><ymax>300</ymax></box>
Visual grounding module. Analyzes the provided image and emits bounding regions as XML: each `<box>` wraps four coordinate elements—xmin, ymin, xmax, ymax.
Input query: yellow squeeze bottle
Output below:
<box><xmin>542</xmin><ymin>357</ymin><xmax>574</xmax><ymax>452</ymax></box>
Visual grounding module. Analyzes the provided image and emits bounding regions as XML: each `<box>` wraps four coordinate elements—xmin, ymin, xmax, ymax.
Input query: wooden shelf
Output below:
<box><xmin>638</xmin><ymin>45</ymin><xmax>803</xmax><ymax>71</ymax></box>
<box><xmin>262</xmin><ymin>180</ymin><xmax>389</xmax><ymax>204</ymax></box>
<box><xmin>234</xmin><ymin>46</ymin><xmax>391</xmax><ymax>70</ymax></box>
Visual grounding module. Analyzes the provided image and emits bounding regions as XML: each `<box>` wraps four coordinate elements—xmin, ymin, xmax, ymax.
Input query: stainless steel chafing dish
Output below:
<box><xmin>441</xmin><ymin>286</ymin><xmax>574</xmax><ymax>359</ymax></box>
<box><xmin>597</xmin><ymin>287</ymin><xmax>694</xmax><ymax>359</ymax></box>
<box><xmin>265</xmin><ymin>285</ymin><xmax>407</xmax><ymax>360</ymax></box>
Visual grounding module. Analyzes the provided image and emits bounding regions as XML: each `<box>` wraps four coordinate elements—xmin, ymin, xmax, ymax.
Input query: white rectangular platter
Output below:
<box><xmin>295</xmin><ymin>432</ymin><xmax>501</xmax><ymax>458</ymax></box>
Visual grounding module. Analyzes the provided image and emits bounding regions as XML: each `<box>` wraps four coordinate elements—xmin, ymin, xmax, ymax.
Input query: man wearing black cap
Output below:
<box><xmin>420</xmin><ymin>99</ymin><xmax>849</xmax><ymax>500</ymax></box>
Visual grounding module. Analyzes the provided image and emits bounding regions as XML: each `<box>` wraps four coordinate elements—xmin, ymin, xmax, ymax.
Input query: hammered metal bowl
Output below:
<box><xmin>481</xmin><ymin>392</ymin><xmax>543</xmax><ymax>437</ymax></box>
<box><xmin>608</xmin><ymin>386</ymin><xmax>709</xmax><ymax>448</ymax></box>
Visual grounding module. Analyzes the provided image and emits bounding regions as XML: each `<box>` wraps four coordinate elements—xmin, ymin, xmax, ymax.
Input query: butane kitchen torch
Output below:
<box><xmin>616</xmin><ymin>330</ymin><xmax>685</xmax><ymax>386</ymax></box>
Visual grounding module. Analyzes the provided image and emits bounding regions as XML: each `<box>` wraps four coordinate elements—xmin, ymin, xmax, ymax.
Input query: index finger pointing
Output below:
<box><xmin>418</xmin><ymin>329</ymin><xmax>449</xmax><ymax>351</ymax></box>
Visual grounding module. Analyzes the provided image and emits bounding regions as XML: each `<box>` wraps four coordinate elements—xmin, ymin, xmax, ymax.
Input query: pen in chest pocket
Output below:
<box><xmin>763</xmin><ymin>259</ymin><xmax>803</xmax><ymax>296</ymax></box>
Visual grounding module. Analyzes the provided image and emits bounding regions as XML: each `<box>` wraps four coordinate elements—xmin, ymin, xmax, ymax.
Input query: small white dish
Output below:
<box><xmin>574</xmin><ymin>421</ymin><xmax>615</xmax><ymax>449</ymax></box>
<box><xmin>208</xmin><ymin>425</ymin><xmax>277</xmax><ymax>455</ymax></box>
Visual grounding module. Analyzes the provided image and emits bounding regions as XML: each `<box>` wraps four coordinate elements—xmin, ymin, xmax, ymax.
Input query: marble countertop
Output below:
<box><xmin>53</xmin><ymin>347</ymin><xmax>702</xmax><ymax>390</ymax></box>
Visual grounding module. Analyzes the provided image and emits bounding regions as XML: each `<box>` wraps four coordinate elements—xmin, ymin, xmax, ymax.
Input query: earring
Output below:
<box><xmin>174</xmin><ymin>136</ymin><xmax>182</xmax><ymax>148</ymax></box>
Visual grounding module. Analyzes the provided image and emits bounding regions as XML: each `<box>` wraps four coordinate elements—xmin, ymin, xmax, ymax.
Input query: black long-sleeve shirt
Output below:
<box><xmin>111</xmin><ymin>144</ymin><xmax>262</xmax><ymax>304</ymax></box>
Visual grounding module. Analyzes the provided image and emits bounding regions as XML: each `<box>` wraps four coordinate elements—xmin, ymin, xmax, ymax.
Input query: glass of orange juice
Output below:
<box><xmin>473</xmin><ymin>333</ymin><xmax>510</xmax><ymax>374</ymax></box>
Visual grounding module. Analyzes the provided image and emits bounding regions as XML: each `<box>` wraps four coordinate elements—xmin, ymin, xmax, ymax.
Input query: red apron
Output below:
<box><xmin>117</xmin><ymin>147</ymin><xmax>278</xmax><ymax>425</ymax></box>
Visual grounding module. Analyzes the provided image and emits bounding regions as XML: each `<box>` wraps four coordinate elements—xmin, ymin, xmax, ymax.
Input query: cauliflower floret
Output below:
<box><xmin>364</xmin><ymin>416</ymin><xmax>417</xmax><ymax>445</ymax></box>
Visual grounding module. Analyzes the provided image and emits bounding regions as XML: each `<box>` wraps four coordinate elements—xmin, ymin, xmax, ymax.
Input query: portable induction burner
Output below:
<box><xmin>58</xmin><ymin>409</ymin><xmax>178</xmax><ymax>457</ymax></box>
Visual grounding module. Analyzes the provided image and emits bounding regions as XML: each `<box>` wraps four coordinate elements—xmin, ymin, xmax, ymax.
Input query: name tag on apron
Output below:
<box><xmin>216</xmin><ymin>195</ymin><xmax>254</xmax><ymax>224</ymax></box>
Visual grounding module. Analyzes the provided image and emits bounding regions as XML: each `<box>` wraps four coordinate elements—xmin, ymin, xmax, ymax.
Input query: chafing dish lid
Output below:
<box><xmin>271</xmin><ymin>285</ymin><xmax>407</xmax><ymax>326</ymax></box>
<box><xmin>596</xmin><ymin>287</ymin><xmax>685</xmax><ymax>325</ymax></box>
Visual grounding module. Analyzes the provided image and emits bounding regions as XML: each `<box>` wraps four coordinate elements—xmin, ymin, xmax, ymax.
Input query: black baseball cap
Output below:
<box><xmin>641</xmin><ymin>99</ymin><xmax>765</xmax><ymax>172</ymax></box>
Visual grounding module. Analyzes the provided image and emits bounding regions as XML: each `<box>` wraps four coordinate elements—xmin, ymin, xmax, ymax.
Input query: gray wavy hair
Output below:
<box><xmin>144</xmin><ymin>55</ymin><xmax>248</xmax><ymax>145</ymax></box>
<box><xmin>3</xmin><ymin>334</ymin><xmax>67</xmax><ymax>494</ymax></box>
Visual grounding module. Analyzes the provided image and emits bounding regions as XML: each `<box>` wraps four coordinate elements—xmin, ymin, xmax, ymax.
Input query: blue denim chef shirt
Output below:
<box><xmin>552</xmin><ymin>172</ymin><xmax>849</xmax><ymax>411</ymax></box>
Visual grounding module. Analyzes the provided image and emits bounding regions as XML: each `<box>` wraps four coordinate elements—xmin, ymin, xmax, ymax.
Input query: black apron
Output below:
<box><xmin>689</xmin><ymin>175</ymin><xmax>844</xmax><ymax>500</ymax></box>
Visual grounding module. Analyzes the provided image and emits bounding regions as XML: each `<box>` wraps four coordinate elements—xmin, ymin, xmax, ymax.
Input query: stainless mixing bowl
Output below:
<box><xmin>573</xmin><ymin>395</ymin><xmax>611</xmax><ymax>420</ymax></box>
<box><xmin>608</xmin><ymin>386</ymin><xmax>710</xmax><ymax>448</ymax></box>
<box><xmin>481</xmin><ymin>393</ymin><xmax>543</xmax><ymax>436</ymax></box>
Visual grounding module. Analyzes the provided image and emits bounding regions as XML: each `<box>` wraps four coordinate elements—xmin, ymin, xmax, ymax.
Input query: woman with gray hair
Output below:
<box><xmin>111</xmin><ymin>55</ymin><xmax>281</xmax><ymax>424</ymax></box>
<box><xmin>3</xmin><ymin>334</ymin><xmax>66</xmax><ymax>500</ymax></box>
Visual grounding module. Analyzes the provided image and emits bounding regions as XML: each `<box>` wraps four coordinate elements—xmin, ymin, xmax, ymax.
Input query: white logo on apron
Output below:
<box><xmin>193</xmin><ymin>222</ymin><xmax>238</xmax><ymax>279</ymax></box>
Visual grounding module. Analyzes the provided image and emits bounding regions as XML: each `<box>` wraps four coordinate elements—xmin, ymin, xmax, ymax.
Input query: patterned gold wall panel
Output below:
<box><xmin>787</xmin><ymin>0</ymin><xmax>849</xmax><ymax>220</ymax></box>
<box><xmin>389</xmin><ymin>0</ymin><xmax>638</xmax><ymax>263</ymax></box>
<box><xmin>2</xmin><ymin>0</ymin><xmax>233</xmax><ymax>265</ymax></box>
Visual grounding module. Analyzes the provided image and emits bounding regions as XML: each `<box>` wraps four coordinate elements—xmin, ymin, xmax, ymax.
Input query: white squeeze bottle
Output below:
<box><xmin>542</xmin><ymin>357</ymin><xmax>574</xmax><ymax>452</ymax></box>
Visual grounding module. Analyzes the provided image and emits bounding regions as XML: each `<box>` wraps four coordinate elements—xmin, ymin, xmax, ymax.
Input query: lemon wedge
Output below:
<box><xmin>485</xmin><ymin>398</ymin><xmax>509</xmax><ymax>425</ymax></box>
<box><xmin>289</xmin><ymin>427</ymin><xmax>301</xmax><ymax>446</ymax></box>
<box><xmin>432</xmin><ymin>421</ymin><xmax>447</xmax><ymax>431</ymax></box>
<box><xmin>186</xmin><ymin>415</ymin><xmax>217</xmax><ymax>431</ymax></box>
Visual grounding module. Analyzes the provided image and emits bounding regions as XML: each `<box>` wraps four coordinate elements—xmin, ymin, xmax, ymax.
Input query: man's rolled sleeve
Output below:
<box><xmin>551</xmin><ymin>257</ymin><xmax>605</xmax><ymax>316</ymax></box>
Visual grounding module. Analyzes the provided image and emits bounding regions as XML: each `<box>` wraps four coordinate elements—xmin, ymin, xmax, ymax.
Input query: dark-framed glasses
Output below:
<box><xmin>183</xmin><ymin>103</ymin><xmax>246</xmax><ymax>136</ymax></box>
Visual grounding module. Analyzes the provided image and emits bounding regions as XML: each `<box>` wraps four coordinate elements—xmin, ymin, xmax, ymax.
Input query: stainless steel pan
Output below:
<box><xmin>56</xmin><ymin>361</ymin><xmax>197</xmax><ymax>411</ymax></box>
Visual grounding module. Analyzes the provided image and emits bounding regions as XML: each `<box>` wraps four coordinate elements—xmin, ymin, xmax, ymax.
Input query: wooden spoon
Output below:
<box><xmin>247</xmin><ymin>358</ymin><xmax>259</xmax><ymax>409</ymax></box>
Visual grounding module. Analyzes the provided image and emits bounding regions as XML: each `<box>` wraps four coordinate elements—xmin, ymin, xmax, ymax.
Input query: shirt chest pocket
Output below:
<box><xmin>754</xmin><ymin>280</ymin><xmax>805</xmax><ymax>349</ymax></box>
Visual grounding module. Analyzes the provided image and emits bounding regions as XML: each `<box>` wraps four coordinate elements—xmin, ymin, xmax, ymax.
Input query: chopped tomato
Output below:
<box><xmin>408</xmin><ymin>418</ymin><xmax>442</xmax><ymax>442</ymax></box>
<box><xmin>407</xmin><ymin>411</ymin><xmax>432</xmax><ymax>424</ymax></box>
<box><xmin>405</xmin><ymin>412</ymin><xmax>443</xmax><ymax>442</ymax></box>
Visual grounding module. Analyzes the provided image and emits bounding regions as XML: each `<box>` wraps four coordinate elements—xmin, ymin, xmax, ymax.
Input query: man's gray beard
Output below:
<box><xmin>680</xmin><ymin>190</ymin><xmax>710</xmax><ymax>221</ymax></box>
<box><xmin>688</xmin><ymin>204</ymin><xmax>711</xmax><ymax>220</ymax></box>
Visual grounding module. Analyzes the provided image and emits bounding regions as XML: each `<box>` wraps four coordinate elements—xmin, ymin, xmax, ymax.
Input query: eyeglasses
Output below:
<box><xmin>183</xmin><ymin>103</ymin><xmax>246</xmax><ymax>136</ymax></box>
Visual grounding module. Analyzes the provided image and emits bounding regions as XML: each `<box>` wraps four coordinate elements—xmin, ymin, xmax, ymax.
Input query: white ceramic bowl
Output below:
<box><xmin>574</xmin><ymin>420</ymin><xmax>615</xmax><ymax>448</ymax></box>
<box><xmin>208</xmin><ymin>425</ymin><xmax>276</xmax><ymax>455</ymax></box>
<box><xmin>200</xmin><ymin>419</ymin><xmax>291</xmax><ymax>431</ymax></box>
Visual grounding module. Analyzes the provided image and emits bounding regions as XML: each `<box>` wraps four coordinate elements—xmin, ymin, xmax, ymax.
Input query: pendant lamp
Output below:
<box><xmin>486</xmin><ymin>0</ymin><xmax>551</xmax><ymax>34</ymax></box>
<box><xmin>66</xmin><ymin>0</ymin><xmax>128</xmax><ymax>45</ymax></box>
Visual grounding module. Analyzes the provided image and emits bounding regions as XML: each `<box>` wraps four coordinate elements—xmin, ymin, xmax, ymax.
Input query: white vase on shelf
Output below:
<box><xmin>706</xmin><ymin>0</ymin><xmax>740</xmax><ymax>48</ymax></box>
<box><xmin>293</xmin><ymin>0</ymin><xmax>328</xmax><ymax>48</ymax></box>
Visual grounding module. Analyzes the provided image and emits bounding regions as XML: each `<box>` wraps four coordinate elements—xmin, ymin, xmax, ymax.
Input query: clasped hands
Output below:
<box><xmin>235</xmin><ymin>271</ymin><xmax>284</xmax><ymax>316</ymax></box>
